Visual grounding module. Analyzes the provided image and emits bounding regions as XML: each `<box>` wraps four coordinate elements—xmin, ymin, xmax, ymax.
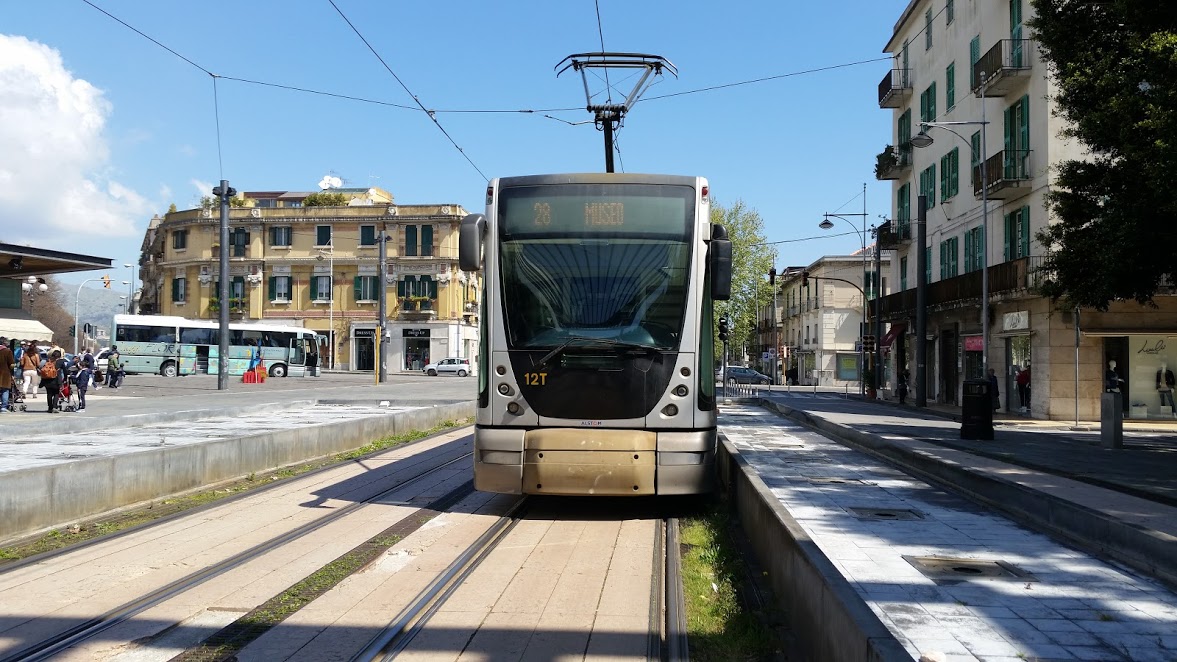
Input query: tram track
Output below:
<box><xmin>0</xmin><ymin>436</ymin><xmax>475</xmax><ymax>662</ymax></box>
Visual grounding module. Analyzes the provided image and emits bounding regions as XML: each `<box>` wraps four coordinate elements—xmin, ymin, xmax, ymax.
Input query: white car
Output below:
<box><xmin>422</xmin><ymin>357</ymin><xmax>472</xmax><ymax>377</ymax></box>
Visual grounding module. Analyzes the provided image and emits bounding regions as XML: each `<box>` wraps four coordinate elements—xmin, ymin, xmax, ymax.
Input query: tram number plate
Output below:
<box><xmin>524</xmin><ymin>372</ymin><xmax>548</xmax><ymax>386</ymax></box>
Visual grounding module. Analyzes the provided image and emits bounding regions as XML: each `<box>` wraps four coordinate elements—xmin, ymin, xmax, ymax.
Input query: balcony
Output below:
<box><xmin>398</xmin><ymin>297</ymin><xmax>437</xmax><ymax>321</ymax></box>
<box><xmin>875</xmin><ymin>145</ymin><xmax>913</xmax><ymax>181</ymax></box>
<box><xmin>871</xmin><ymin>256</ymin><xmax>1049</xmax><ymax>320</ymax></box>
<box><xmin>877</xmin><ymin>219</ymin><xmax>912</xmax><ymax>247</ymax></box>
<box><xmin>399</xmin><ymin>246</ymin><xmax>458</xmax><ymax>259</ymax></box>
<box><xmin>878</xmin><ymin>68</ymin><xmax>912</xmax><ymax>108</ymax></box>
<box><xmin>971</xmin><ymin>149</ymin><xmax>1033</xmax><ymax>200</ymax></box>
<box><xmin>973</xmin><ymin>39</ymin><xmax>1034</xmax><ymax>97</ymax></box>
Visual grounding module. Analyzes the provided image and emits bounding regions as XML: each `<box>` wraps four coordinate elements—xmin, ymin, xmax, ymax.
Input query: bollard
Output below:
<box><xmin>1101</xmin><ymin>392</ymin><xmax>1124</xmax><ymax>449</ymax></box>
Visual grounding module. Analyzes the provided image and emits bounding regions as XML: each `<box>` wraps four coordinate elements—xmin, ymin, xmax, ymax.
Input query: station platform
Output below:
<box><xmin>720</xmin><ymin>392</ymin><xmax>1177</xmax><ymax>662</ymax></box>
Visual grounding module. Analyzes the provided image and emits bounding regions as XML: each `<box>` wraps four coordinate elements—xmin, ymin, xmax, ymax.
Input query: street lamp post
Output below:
<box><xmin>21</xmin><ymin>276</ymin><xmax>48</xmax><ymax>309</ymax></box>
<box><xmin>819</xmin><ymin>187</ymin><xmax>871</xmax><ymax>396</ymax></box>
<box><xmin>911</xmin><ymin>72</ymin><xmax>990</xmax><ymax>377</ymax></box>
<box><xmin>124</xmin><ymin>262</ymin><xmax>136</xmax><ymax>314</ymax></box>
<box><xmin>316</xmin><ymin>241</ymin><xmax>335</xmax><ymax>371</ymax></box>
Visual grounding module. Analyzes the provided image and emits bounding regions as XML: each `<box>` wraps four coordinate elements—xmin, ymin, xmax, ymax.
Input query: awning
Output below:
<box><xmin>880</xmin><ymin>322</ymin><xmax>906</xmax><ymax>350</ymax></box>
<box><xmin>1081</xmin><ymin>329</ymin><xmax>1177</xmax><ymax>337</ymax></box>
<box><xmin>0</xmin><ymin>316</ymin><xmax>53</xmax><ymax>342</ymax></box>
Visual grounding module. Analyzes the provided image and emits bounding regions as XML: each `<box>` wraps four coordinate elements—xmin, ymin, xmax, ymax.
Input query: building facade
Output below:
<box><xmin>138</xmin><ymin>188</ymin><xmax>480</xmax><ymax>373</ymax></box>
<box><xmin>776</xmin><ymin>254</ymin><xmax>889</xmax><ymax>388</ymax></box>
<box><xmin>875</xmin><ymin>0</ymin><xmax>1177</xmax><ymax>420</ymax></box>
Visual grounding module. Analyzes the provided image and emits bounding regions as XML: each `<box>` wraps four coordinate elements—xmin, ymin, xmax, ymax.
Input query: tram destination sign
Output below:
<box><xmin>500</xmin><ymin>184</ymin><xmax>693</xmax><ymax>237</ymax></box>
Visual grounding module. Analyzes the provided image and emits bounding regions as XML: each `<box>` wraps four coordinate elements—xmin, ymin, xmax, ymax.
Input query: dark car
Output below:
<box><xmin>722</xmin><ymin>366</ymin><xmax>771</xmax><ymax>385</ymax></box>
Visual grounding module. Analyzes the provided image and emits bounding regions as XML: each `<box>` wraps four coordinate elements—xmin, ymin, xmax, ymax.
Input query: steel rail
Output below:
<box><xmin>1</xmin><ymin>449</ymin><xmax>473</xmax><ymax>662</ymax></box>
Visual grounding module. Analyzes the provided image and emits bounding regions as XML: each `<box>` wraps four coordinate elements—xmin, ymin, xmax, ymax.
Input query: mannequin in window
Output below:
<box><xmin>1157</xmin><ymin>362</ymin><xmax>1176</xmax><ymax>412</ymax></box>
<box><xmin>1105</xmin><ymin>360</ymin><xmax>1124</xmax><ymax>393</ymax></box>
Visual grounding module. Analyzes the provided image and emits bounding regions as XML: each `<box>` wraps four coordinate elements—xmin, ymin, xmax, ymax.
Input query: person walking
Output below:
<box><xmin>75</xmin><ymin>358</ymin><xmax>91</xmax><ymax>413</ymax></box>
<box><xmin>1016</xmin><ymin>363</ymin><xmax>1031</xmax><ymax>413</ymax></box>
<box><xmin>106</xmin><ymin>346</ymin><xmax>121</xmax><ymax>388</ymax></box>
<box><xmin>988</xmin><ymin>368</ymin><xmax>1001</xmax><ymax>412</ymax></box>
<box><xmin>0</xmin><ymin>337</ymin><xmax>15</xmax><ymax>413</ymax></box>
<box><xmin>41</xmin><ymin>349</ymin><xmax>65</xmax><ymax>413</ymax></box>
<box><xmin>20</xmin><ymin>343</ymin><xmax>40</xmax><ymax>399</ymax></box>
<box><xmin>896</xmin><ymin>369</ymin><xmax>910</xmax><ymax>405</ymax></box>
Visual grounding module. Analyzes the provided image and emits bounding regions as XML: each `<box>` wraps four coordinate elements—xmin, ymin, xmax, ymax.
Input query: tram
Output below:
<box><xmin>459</xmin><ymin>173</ymin><xmax>732</xmax><ymax>495</ymax></box>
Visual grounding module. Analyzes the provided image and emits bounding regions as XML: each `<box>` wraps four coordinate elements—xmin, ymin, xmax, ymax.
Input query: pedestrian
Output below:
<box><xmin>0</xmin><ymin>337</ymin><xmax>15</xmax><ymax>413</ymax></box>
<box><xmin>988</xmin><ymin>367</ymin><xmax>1000</xmax><ymax>412</ymax></box>
<box><xmin>897</xmin><ymin>369</ymin><xmax>909</xmax><ymax>405</ymax></box>
<box><xmin>75</xmin><ymin>359</ymin><xmax>91</xmax><ymax>413</ymax></box>
<box><xmin>106</xmin><ymin>346</ymin><xmax>121</xmax><ymax>388</ymax></box>
<box><xmin>20</xmin><ymin>343</ymin><xmax>40</xmax><ymax>399</ymax></box>
<box><xmin>1016</xmin><ymin>363</ymin><xmax>1031</xmax><ymax>413</ymax></box>
<box><xmin>41</xmin><ymin>349</ymin><xmax>65</xmax><ymax>413</ymax></box>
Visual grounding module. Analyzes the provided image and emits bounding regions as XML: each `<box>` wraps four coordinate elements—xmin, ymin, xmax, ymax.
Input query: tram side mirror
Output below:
<box><xmin>459</xmin><ymin>213</ymin><xmax>486</xmax><ymax>272</ymax></box>
<box><xmin>709</xmin><ymin>223</ymin><xmax>732</xmax><ymax>301</ymax></box>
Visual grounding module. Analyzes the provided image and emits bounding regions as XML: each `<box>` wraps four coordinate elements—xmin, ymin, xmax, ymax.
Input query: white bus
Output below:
<box><xmin>459</xmin><ymin>173</ymin><xmax>732</xmax><ymax>496</ymax></box>
<box><xmin>110</xmin><ymin>314</ymin><xmax>322</xmax><ymax>378</ymax></box>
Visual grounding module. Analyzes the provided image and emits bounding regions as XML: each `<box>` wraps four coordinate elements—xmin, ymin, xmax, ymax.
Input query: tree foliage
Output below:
<box><xmin>303</xmin><ymin>191</ymin><xmax>349</xmax><ymax>207</ymax></box>
<box><xmin>1030</xmin><ymin>1</ymin><xmax>1177</xmax><ymax>309</ymax></box>
<box><xmin>710</xmin><ymin>199</ymin><xmax>774</xmax><ymax>362</ymax></box>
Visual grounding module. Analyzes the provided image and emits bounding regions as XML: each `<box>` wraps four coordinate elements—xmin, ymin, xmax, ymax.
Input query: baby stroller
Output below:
<box><xmin>59</xmin><ymin>374</ymin><xmax>79</xmax><ymax>413</ymax></box>
<box><xmin>6</xmin><ymin>381</ymin><xmax>26</xmax><ymax>412</ymax></box>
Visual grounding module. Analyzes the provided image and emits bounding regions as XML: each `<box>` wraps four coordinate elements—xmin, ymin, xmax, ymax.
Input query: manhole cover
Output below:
<box><xmin>806</xmin><ymin>477</ymin><xmax>866</xmax><ymax>485</ymax></box>
<box><xmin>846</xmin><ymin>507</ymin><xmax>924</xmax><ymax>521</ymax></box>
<box><xmin>904</xmin><ymin>556</ymin><xmax>1036</xmax><ymax>583</ymax></box>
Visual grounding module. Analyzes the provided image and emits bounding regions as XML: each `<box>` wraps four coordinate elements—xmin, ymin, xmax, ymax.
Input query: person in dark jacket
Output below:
<box><xmin>41</xmin><ymin>350</ymin><xmax>66</xmax><ymax>413</ymax></box>
<box><xmin>988</xmin><ymin>368</ymin><xmax>1000</xmax><ymax>412</ymax></box>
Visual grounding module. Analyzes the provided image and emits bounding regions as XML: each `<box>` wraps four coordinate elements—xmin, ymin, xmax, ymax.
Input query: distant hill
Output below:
<box><xmin>56</xmin><ymin>285</ymin><xmax>134</xmax><ymax>337</ymax></box>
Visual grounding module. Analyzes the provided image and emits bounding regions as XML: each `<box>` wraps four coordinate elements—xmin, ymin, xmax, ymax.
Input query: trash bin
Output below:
<box><xmin>961</xmin><ymin>378</ymin><xmax>994</xmax><ymax>440</ymax></box>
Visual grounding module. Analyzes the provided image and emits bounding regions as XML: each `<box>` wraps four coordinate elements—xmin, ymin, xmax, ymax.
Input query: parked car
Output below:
<box><xmin>422</xmin><ymin>357</ymin><xmax>472</xmax><ymax>377</ymax></box>
<box><xmin>722</xmin><ymin>366</ymin><xmax>771</xmax><ymax>385</ymax></box>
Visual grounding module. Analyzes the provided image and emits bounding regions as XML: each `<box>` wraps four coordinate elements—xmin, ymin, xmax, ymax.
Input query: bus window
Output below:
<box><xmin>180</xmin><ymin>327</ymin><xmax>217</xmax><ymax>345</ymax></box>
<box><xmin>116</xmin><ymin>324</ymin><xmax>177</xmax><ymax>343</ymax></box>
<box><xmin>268</xmin><ymin>331</ymin><xmax>294</xmax><ymax>348</ymax></box>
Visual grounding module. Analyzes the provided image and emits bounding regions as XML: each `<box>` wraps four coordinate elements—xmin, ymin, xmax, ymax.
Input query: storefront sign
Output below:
<box><xmin>403</xmin><ymin>328</ymin><xmax>430</xmax><ymax>338</ymax></box>
<box><xmin>354</xmin><ymin>328</ymin><xmax>375</xmax><ymax>338</ymax></box>
<box><xmin>1137</xmin><ymin>338</ymin><xmax>1168</xmax><ymax>355</ymax></box>
<box><xmin>1003</xmin><ymin>311</ymin><xmax>1029</xmax><ymax>331</ymax></box>
<box><xmin>964</xmin><ymin>335</ymin><xmax>984</xmax><ymax>352</ymax></box>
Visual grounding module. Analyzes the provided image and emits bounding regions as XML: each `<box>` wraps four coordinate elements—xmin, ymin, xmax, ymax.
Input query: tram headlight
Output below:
<box><xmin>673</xmin><ymin>385</ymin><xmax>689</xmax><ymax>397</ymax></box>
<box><xmin>507</xmin><ymin>402</ymin><xmax>522</xmax><ymax>415</ymax></box>
<box><xmin>498</xmin><ymin>383</ymin><xmax>513</xmax><ymax>396</ymax></box>
<box><xmin>662</xmin><ymin>404</ymin><xmax>678</xmax><ymax>417</ymax></box>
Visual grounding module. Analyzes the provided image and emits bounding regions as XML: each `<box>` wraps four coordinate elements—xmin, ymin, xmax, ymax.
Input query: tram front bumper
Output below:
<box><xmin>473</xmin><ymin>427</ymin><xmax>715</xmax><ymax>496</ymax></box>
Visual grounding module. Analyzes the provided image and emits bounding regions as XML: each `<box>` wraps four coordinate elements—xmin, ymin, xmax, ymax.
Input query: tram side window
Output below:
<box><xmin>117</xmin><ymin>324</ymin><xmax>177</xmax><ymax>343</ymax></box>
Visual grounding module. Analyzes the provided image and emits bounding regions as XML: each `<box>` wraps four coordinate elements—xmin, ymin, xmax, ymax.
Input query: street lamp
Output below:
<box><xmin>910</xmin><ymin>82</ymin><xmax>990</xmax><ymax>377</ymax></box>
<box><xmin>73</xmin><ymin>278</ymin><xmax>114</xmax><ymax>354</ymax></box>
<box><xmin>123</xmin><ymin>263</ymin><xmax>136</xmax><ymax>314</ymax></box>
<box><xmin>316</xmin><ymin>242</ymin><xmax>335</xmax><ymax>370</ymax></box>
<box><xmin>819</xmin><ymin>187</ymin><xmax>871</xmax><ymax>396</ymax></box>
<box><xmin>21</xmin><ymin>276</ymin><xmax>48</xmax><ymax>307</ymax></box>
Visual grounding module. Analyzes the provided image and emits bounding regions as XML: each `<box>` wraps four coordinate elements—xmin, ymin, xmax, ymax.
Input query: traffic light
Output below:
<box><xmin>83</xmin><ymin>323</ymin><xmax>93</xmax><ymax>335</ymax></box>
<box><xmin>718</xmin><ymin>316</ymin><xmax>730</xmax><ymax>342</ymax></box>
<box><xmin>769</xmin><ymin>267</ymin><xmax>777</xmax><ymax>286</ymax></box>
<box><xmin>69</xmin><ymin>325</ymin><xmax>75</xmax><ymax>338</ymax></box>
<box><xmin>801</xmin><ymin>270</ymin><xmax>810</xmax><ymax>288</ymax></box>
<box><xmin>102</xmin><ymin>275</ymin><xmax>111</xmax><ymax>289</ymax></box>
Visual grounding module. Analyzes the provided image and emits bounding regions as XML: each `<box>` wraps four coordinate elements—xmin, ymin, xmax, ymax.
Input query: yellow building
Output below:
<box><xmin>138</xmin><ymin>187</ymin><xmax>479</xmax><ymax>372</ymax></box>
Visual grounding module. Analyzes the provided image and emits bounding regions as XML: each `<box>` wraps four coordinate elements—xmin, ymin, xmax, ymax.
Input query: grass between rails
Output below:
<box><xmin>0</xmin><ymin>417</ymin><xmax>473</xmax><ymax>564</ymax></box>
<box><xmin>680</xmin><ymin>501</ymin><xmax>785</xmax><ymax>661</ymax></box>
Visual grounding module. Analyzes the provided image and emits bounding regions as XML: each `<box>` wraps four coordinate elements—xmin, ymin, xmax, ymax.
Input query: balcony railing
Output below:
<box><xmin>971</xmin><ymin>149</ymin><xmax>1033</xmax><ymax>200</ymax></box>
<box><xmin>875</xmin><ymin>145</ymin><xmax>913</xmax><ymax>181</ymax></box>
<box><xmin>872</xmin><ymin>256</ymin><xmax>1049</xmax><ymax>320</ymax></box>
<box><xmin>879</xmin><ymin>219</ymin><xmax>913</xmax><ymax>246</ymax></box>
<box><xmin>878</xmin><ymin>68</ymin><xmax>912</xmax><ymax>108</ymax></box>
<box><xmin>973</xmin><ymin>39</ymin><xmax>1034</xmax><ymax>96</ymax></box>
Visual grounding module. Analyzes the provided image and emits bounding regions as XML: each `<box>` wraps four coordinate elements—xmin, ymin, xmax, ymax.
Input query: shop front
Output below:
<box><xmin>403</xmin><ymin>327</ymin><xmax>430</xmax><ymax>371</ymax></box>
<box><xmin>1102</xmin><ymin>334</ymin><xmax>1177</xmax><ymax>420</ymax></box>
<box><xmin>352</xmin><ymin>327</ymin><xmax>376</xmax><ymax>371</ymax></box>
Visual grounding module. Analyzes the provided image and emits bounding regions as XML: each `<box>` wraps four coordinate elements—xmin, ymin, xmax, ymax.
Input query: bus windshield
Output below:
<box><xmin>498</xmin><ymin>183</ymin><xmax>695</xmax><ymax>350</ymax></box>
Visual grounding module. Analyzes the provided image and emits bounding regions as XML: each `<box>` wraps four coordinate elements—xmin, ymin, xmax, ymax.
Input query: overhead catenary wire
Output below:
<box><xmin>594</xmin><ymin>0</ymin><xmax>612</xmax><ymax>104</ymax></box>
<box><xmin>326</xmin><ymin>0</ymin><xmax>488</xmax><ymax>181</ymax></box>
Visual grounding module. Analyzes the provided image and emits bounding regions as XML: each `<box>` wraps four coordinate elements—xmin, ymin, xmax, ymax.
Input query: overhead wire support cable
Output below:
<box><xmin>327</xmin><ymin>0</ymin><xmax>488</xmax><ymax>181</ymax></box>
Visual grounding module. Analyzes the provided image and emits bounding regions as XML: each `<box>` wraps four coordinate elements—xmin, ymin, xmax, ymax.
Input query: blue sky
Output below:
<box><xmin>3</xmin><ymin>1</ymin><xmax>907</xmax><ymax>288</ymax></box>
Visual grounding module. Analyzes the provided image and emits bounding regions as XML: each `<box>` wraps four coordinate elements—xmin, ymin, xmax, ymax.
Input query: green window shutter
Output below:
<box><xmin>952</xmin><ymin>148</ymin><xmax>961</xmax><ymax>197</ymax></box>
<box><xmin>353</xmin><ymin>276</ymin><xmax>362</xmax><ymax>301</ymax></box>
<box><xmin>1003</xmin><ymin>213</ymin><xmax>1013</xmax><ymax>261</ymax></box>
<box><xmin>970</xmin><ymin>36</ymin><xmax>980</xmax><ymax>65</ymax></box>
<box><xmin>397</xmin><ymin>277</ymin><xmax>408</xmax><ymax>297</ymax></box>
<box><xmin>1016</xmin><ymin>204</ymin><xmax>1026</xmax><ymax>256</ymax></box>
<box><xmin>929</xmin><ymin>81</ymin><xmax>937</xmax><ymax>120</ymax></box>
<box><xmin>268</xmin><ymin>277</ymin><xmax>276</xmax><ymax>300</ymax></box>
<box><xmin>925</xmin><ymin>9</ymin><xmax>933</xmax><ymax>50</ymax></box>
<box><xmin>939</xmin><ymin>241</ymin><xmax>946</xmax><ymax>280</ymax></box>
<box><xmin>1004</xmin><ymin>104</ymin><xmax>1013</xmax><ymax>162</ymax></box>
<box><xmin>970</xmin><ymin>131</ymin><xmax>981</xmax><ymax>168</ymax></box>
<box><xmin>947</xmin><ymin>0</ymin><xmax>954</xmax><ymax>24</ymax></box>
<box><xmin>405</xmin><ymin>225</ymin><xmax>418</xmax><ymax>256</ymax></box>
<box><xmin>925</xmin><ymin>247</ymin><xmax>931</xmax><ymax>283</ymax></box>
<box><xmin>946</xmin><ymin>62</ymin><xmax>955</xmax><ymax>109</ymax></box>
<box><xmin>421</xmin><ymin>225</ymin><xmax>434</xmax><ymax>256</ymax></box>
<box><xmin>427</xmin><ymin>276</ymin><xmax>437</xmax><ymax>298</ymax></box>
<box><xmin>930</xmin><ymin>163</ymin><xmax>936</xmax><ymax>207</ymax></box>
<box><xmin>940</xmin><ymin>155</ymin><xmax>948</xmax><ymax>200</ymax></box>
<box><xmin>900</xmin><ymin>256</ymin><xmax>908</xmax><ymax>291</ymax></box>
<box><xmin>951</xmin><ymin>238</ymin><xmax>959</xmax><ymax>275</ymax></box>
<box><xmin>964</xmin><ymin>230</ymin><xmax>973</xmax><ymax>272</ymax></box>
<box><xmin>171</xmin><ymin>278</ymin><xmax>179</xmax><ymax>302</ymax></box>
<box><xmin>1019</xmin><ymin>94</ymin><xmax>1030</xmax><ymax>156</ymax></box>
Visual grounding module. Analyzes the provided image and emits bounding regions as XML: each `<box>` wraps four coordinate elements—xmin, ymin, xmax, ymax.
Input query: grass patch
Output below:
<box><xmin>0</xmin><ymin>417</ymin><xmax>472</xmax><ymax>565</ymax></box>
<box><xmin>680</xmin><ymin>502</ymin><xmax>783</xmax><ymax>661</ymax></box>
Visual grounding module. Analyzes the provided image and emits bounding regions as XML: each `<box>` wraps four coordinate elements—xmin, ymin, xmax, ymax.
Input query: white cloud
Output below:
<box><xmin>0</xmin><ymin>35</ymin><xmax>148</xmax><ymax>241</ymax></box>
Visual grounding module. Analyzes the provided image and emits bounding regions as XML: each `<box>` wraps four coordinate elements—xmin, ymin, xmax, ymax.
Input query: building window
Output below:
<box><xmin>313</xmin><ymin>275</ymin><xmax>332</xmax><ymax>302</ymax></box>
<box><xmin>172</xmin><ymin>229</ymin><xmax>188</xmax><ymax>250</ymax></box>
<box><xmin>947</xmin><ymin>0</ymin><xmax>955</xmax><ymax>24</ymax></box>
<box><xmin>925</xmin><ymin>8</ymin><xmax>933</xmax><ymax>50</ymax></box>
<box><xmin>898</xmin><ymin>109</ymin><xmax>912</xmax><ymax>160</ymax></box>
<box><xmin>940</xmin><ymin>147</ymin><xmax>960</xmax><ymax>201</ymax></box>
<box><xmin>919</xmin><ymin>164</ymin><xmax>937</xmax><ymax>209</ymax></box>
<box><xmin>900</xmin><ymin>256</ymin><xmax>908</xmax><ymax>291</ymax></box>
<box><xmin>939</xmin><ymin>237</ymin><xmax>959</xmax><ymax>279</ymax></box>
<box><xmin>268</xmin><ymin>276</ymin><xmax>291</xmax><ymax>302</ymax></box>
<box><xmin>864</xmin><ymin>271</ymin><xmax>879</xmax><ymax>300</ymax></box>
<box><xmin>920</xmin><ymin>82</ymin><xmax>937</xmax><ymax>123</ymax></box>
<box><xmin>270</xmin><ymin>226</ymin><xmax>292</xmax><ymax>247</ymax></box>
<box><xmin>316</xmin><ymin>225</ymin><xmax>332</xmax><ymax>247</ymax></box>
<box><xmin>231</xmin><ymin>276</ymin><xmax>245</xmax><ymax>299</ymax></box>
<box><xmin>360</xmin><ymin>225</ymin><xmax>377</xmax><ymax>246</ymax></box>
<box><xmin>398</xmin><ymin>274</ymin><xmax>437</xmax><ymax>299</ymax></box>
<box><xmin>1004</xmin><ymin>206</ymin><xmax>1031</xmax><ymax>260</ymax></box>
<box><xmin>230</xmin><ymin>228</ymin><xmax>249</xmax><ymax>257</ymax></box>
<box><xmin>171</xmin><ymin>277</ymin><xmax>187</xmax><ymax>303</ymax></box>
<box><xmin>964</xmin><ymin>227</ymin><xmax>984</xmax><ymax>272</ymax></box>
<box><xmin>925</xmin><ymin>247</ymin><xmax>932</xmax><ymax>284</ymax></box>
<box><xmin>946</xmin><ymin>62</ymin><xmax>955</xmax><ymax>111</ymax></box>
<box><xmin>354</xmin><ymin>276</ymin><xmax>379</xmax><ymax>302</ymax></box>
<box><xmin>402</xmin><ymin>225</ymin><xmax>435</xmax><ymax>257</ymax></box>
<box><xmin>897</xmin><ymin>183</ymin><xmax>911</xmax><ymax>237</ymax></box>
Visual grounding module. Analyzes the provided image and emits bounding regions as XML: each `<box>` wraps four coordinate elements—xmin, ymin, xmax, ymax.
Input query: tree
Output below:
<box><xmin>229</xmin><ymin>196</ymin><xmax>248</xmax><ymax>208</ymax></box>
<box><xmin>710</xmin><ymin>199</ymin><xmax>775</xmax><ymax>363</ymax></box>
<box><xmin>303</xmin><ymin>191</ymin><xmax>348</xmax><ymax>207</ymax></box>
<box><xmin>167</xmin><ymin>203</ymin><xmax>178</xmax><ymax>214</ymax></box>
<box><xmin>1030</xmin><ymin>1</ymin><xmax>1177</xmax><ymax>309</ymax></box>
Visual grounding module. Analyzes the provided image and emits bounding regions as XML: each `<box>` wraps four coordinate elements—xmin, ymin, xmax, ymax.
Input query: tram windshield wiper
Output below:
<box><xmin>534</xmin><ymin>336</ymin><xmax>660</xmax><ymax>371</ymax></box>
